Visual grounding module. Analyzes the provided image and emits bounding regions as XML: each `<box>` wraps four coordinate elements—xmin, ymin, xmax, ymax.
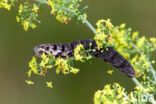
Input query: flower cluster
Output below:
<box><xmin>0</xmin><ymin>0</ymin><xmax>17</xmax><ymax>11</ymax></box>
<box><xmin>55</xmin><ymin>58</ymin><xmax>79</xmax><ymax>74</ymax></box>
<box><xmin>94</xmin><ymin>19</ymin><xmax>156</xmax><ymax>78</ymax></box>
<box><xmin>28</xmin><ymin>45</ymin><xmax>93</xmax><ymax>76</ymax></box>
<box><xmin>1</xmin><ymin>0</ymin><xmax>87</xmax><ymax>31</ymax></box>
<box><xmin>48</xmin><ymin>0</ymin><xmax>86</xmax><ymax>24</ymax></box>
<box><xmin>94</xmin><ymin>83</ymin><xmax>128</xmax><ymax>104</ymax></box>
<box><xmin>16</xmin><ymin>2</ymin><xmax>40</xmax><ymax>31</ymax></box>
<box><xmin>94</xmin><ymin>19</ymin><xmax>114</xmax><ymax>50</ymax></box>
<box><xmin>74</xmin><ymin>44</ymin><xmax>92</xmax><ymax>62</ymax></box>
<box><xmin>94</xmin><ymin>83</ymin><xmax>155</xmax><ymax>104</ymax></box>
<box><xmin>27</xmin><ymin>44</ymin><xmax>94</xmax><ymax>87</ymax></box>
<box><xmin>93</xmin><ymin>19</ymin><xmax>156</xmax><ymax>103</ymax></box>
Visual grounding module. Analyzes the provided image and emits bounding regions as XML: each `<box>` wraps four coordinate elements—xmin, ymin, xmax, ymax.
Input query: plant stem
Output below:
<box><xmin>79</xmin><ymin>15</ymin><xmax>96</xmax><ymax>33</ymax></box>
<box><xmin>36</xmin><ymin>0</ymin><xmax>96</xmax><ymax>33</ymax></box>
<box><xmin>131</xmin><ymin>77</ymin><xmax>141</xmax><ymax>86</ymax></box>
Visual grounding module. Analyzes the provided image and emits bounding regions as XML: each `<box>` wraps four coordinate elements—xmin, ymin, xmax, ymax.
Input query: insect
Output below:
<box><xmin>33</xmin><ymin>39</ymin><xmax>136</xmax><ymax>78</ymax></box>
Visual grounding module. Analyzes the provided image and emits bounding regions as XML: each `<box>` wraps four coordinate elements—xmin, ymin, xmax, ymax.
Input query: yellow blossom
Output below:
<box><xmin>22</xmin><ymin>20</ymin><xmax>29</xmax><ymax>31</ymax></box>
<box><xmin>46</xmin><ymin>81</ymin><xmax>53</xmax><ymax>88</ymax></box>
<box><xmin>94</xmin><ymin>83</ymin><xmax>128</xmax><ymax>104</ymax></box>
<box><xmin>119</xmin><ymin>23</ymin><xmax>126</xmax><ymax>29</ymax></box>
<box><xmin>103</xmin><ymin>19</ymin><xmax>113</xmax><ymax>29</ymax></box>
<box><xmin>94</xmin><ymin>34</ymin><xmax>107</xmax><ymax>49</ymax></box>
<box><xmin>32</xmin><ymin>4</ymin><xmax>39</xmax><ymax>13</ymax></box>
<box><xmin>135</xmin><ymin>86</ymin><xmax>143</xmax><ymax>91</ymax></box>
<box><xmin>74</xmin><ymin>44</ymin><xmax>85</xmax><ymax>62</ymax></box>
<box><xmin>0</xmin><ymin>0</ymin><xmax>11</xmax><ymax>10</ymax></box>
<box><xmin>29</xmin><ymin>56</ymin><xmax>38</xmax><ymax>75</ymax></box>
<box><xmin>129</xmin><ymin>92</ymin><xmax>137</xmax><ymax>103</ymax></box>
<box><xmin>28</xmin><ymin>70</ymin><xmax>32</xmax><ymax>78</ymax></box>
<box><xmin>18</xmin><ymin>4</ymin><xmax>23</xmax><ymax>13</ymax></box>
<box><xmin>40</xmin><ymin>53</ymin><xmax>49</xmax><ymax>68</ymax></box>
<box><xmin>70</xmin><ymin>67</ymin><xmax>79</xmax><ymax>74</ymax></box>
<box><xmin>31</xmin><ymin>67</ymin><xmax>38</xmax><ymax>74</ymax></box>
<box><xmin>137</xmin><ymin>36</ymin><xmax>145</xmax><ymax>48</ymax></box>
<box><xmin>25</xmin><ymin>80</ymin><xmax>34</xmax><ymax>85</ymax></box>
<box><xmin>150</xmin><ymin>37</ymin><xmax>156</xmax><ymax>48</ymax></box>
<box><xmin>16</xmin><ymin>16</ymin><xmax>20</xmax><ymax>22</ymax></box>
<box><xmin>30</xmin><ymin>23</ymin><xmax>37</xmax><ymax>29</ymax></box>
<box><xmin>132</xmin><ymin>32</ymin><xmax>139</xmax><ymax>41</ymax></box>
<box><xmin>96</xmin><ymin>19</ymin><xmax>105</xmax><ymax>26</ymax></box>
<box><xmin>68</xmin><ymin>4</ymin><xmax>73</xmax><ymax>9</ymax></box>
<box><xmin>142</xmin><ymin>74</ymin><xmax>146</xmax><ymax>81</ymax></box>
<box><xmin>55</xmin><ymin>58</ymin><xmax>69</xmax><ymax>74</ymax></box>
<box><xmin>48</xmin><ymin>0</ymin><xmax>56</xmax><ymax>14</ymax></box>
<box><xmin>107</xmin><ymin>69</ymin><xmax>113</xmax><ymax>75</ymax></box>
<box><xmin>131</xmin><ymin>54</ymin><xmax>138</xmax><ymax>64</ymax></box>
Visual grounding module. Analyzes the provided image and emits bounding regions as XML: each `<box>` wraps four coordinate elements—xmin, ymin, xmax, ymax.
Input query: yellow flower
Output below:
<box><xmin>31</xmin><ymin>68</ymin><xmax>38</xmax><ymax>74</ymax></box>
<box><xmin>29</xmin><ymin>56</ymin><xmax>38</xmax><ymax>75</ymax></box>
<box><xmin>40</xmin><ymin>53</ymin><xmax>50</xmax><ymax>68</ymax></box>
<box><xmin>25</xmin><ymin>80</ymin><xmax>34</xmax><ymax>85</ymax></box>
<box><xmin>56</xmin><ymin>16</ymin><xmax>64</xmax><ymax>23</ymax></box>
<box><xmin>55</xmin><ymin>58</ymin><xmax>69</xmax><ymax>74</ymax></box>
<box><xmin>70</xmin><ymin>67</ymin><xmax>79</xmax><ymax>74</ymax></box>
<box><xmin>135</xmin><ymin>86</ymin><xmax>143</xmax><ymax>91</ymax></box>
<box><xmin>41</xmin><ymin>52</ymin><xmax>47</xmax><ymax>59</ymax></box>
<box><xmin>16</xmin><ymin>16</ymin><xmax>20</xmax><ymax>22</ymax></box>
<box><xmin>74</xmin><ymin>44</ymin><xmax>85</xmax><ymax>62</ymax></box>
<box><xmin>18</xmin><ymin>4</ymin><xmax>23</xmax><ymax>13</ymax></box>
<box><xmin>142</xmin><ymin>74</ymin><xmax>146</xmax><ymax>81</ymax></box>
<box><xmin>107</xmin><ymin>69</ymin><xmax>113</xmax><ymax>75</ymax></box>
<box><xmin>32</xmin><ymin>4</ymin><xmax>39</xmax><ymax>13</ymax></box>
<box><xmin>150</xmin><ymin>37</ymin><xmax>156</xmax><ymax>48</ymax></box>
<box><xmin>46</xmin><ymin>81</ymin><xmax>53</xmax><ymax>88</ymax></box>
<box><xmin>30</xmin><ymin>23</ymin><xmax>37</xmax><ymax>29</ymax></box>
<box><xmin>132</xmin><ymin>32</ymin><xmax>139</xmax><ymax>41</ymax></box>
<box><xmin>131</xmin><ymin>54</ymin><xmax>138</xmax><ymax>64</ymax></box>
<box><xmin>129</xmin><ymin>92</ymin><xmax>137</xmax><ymax>103</ymax></box>
<box><xmin>104</xmin><ymin>19</ymin><xmax>113</xmax><ymax>29</ymax></box>
<box><xmin>0</xmin><ymin>0</ymin><xmax>11</xmax><ymax>10</ymax></box>
<box><xmin>94</xmin><ymin>34</ymin><xmax>107</xmax><ymax>49</ymax></box>
<box><xmin>68</xmin><ymin>4</ymin><xmax>73</xmax><ymax>9</ymax></box>
<box><xmin>96</xmin><ymin>19</ymin><xmax>104</xmax><ymax>26</ymax></box>
<box><xmin>22</xmin><ymin>20</ymin><xmax>29</xmax><ymax>31</ymax></box>
<box><xmin>48</xmin><ymin>0</ymin><xmax>56</xmax><ymax>14</ymax></box>
<box><xmin>119</xmin><ymin>23</ymin><xmax>126</xmax><ymax>29</ymax></box>
<box><xmin>45</xmin><ymin>65</ymin><xmax>53</xmax><ymax>69</ymax></box>
<box><xmin>137</xmin><ymin>36</ymin><xmax>145</xmax><ymax>48</ymax></box>
<box><xmin>27</xmin><ymin>70</ymin><xmax>32</xmax><ymax>78</ymax></box>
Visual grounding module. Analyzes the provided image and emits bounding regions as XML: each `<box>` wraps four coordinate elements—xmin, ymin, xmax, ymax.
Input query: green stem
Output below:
<box><xmin>131</xmin><ymin>77</ymin><xmax>141</xmax><ymax>86</ymax></box>
<box><xmin>36</xmin><ymin>0</ymin><xmax>96</xmax><ymax>33</ymax></box>
<box><xmin>79</xmin><ymin>15</ymin><xmax>96</xmax><ymax>33</ymax></box>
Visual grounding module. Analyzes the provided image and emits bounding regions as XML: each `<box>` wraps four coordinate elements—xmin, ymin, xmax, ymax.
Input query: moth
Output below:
<box><xmin>33</xmin><ymin>39</ymin><xmax>136</xmax><ymax>78</ymax></box>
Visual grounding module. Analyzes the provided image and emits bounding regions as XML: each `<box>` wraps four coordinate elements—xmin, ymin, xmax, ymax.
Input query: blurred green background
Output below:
<box><xmin>0</xmin><ymin>0</ymin><xmax>156</xmax><ymax>104</ymax></box>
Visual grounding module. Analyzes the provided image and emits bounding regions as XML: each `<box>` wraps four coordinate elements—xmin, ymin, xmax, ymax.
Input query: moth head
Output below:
<box><xmin>33</xmin><ymin>44</ymin><xmax>50</xmax><ymax>57</ymax></box>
